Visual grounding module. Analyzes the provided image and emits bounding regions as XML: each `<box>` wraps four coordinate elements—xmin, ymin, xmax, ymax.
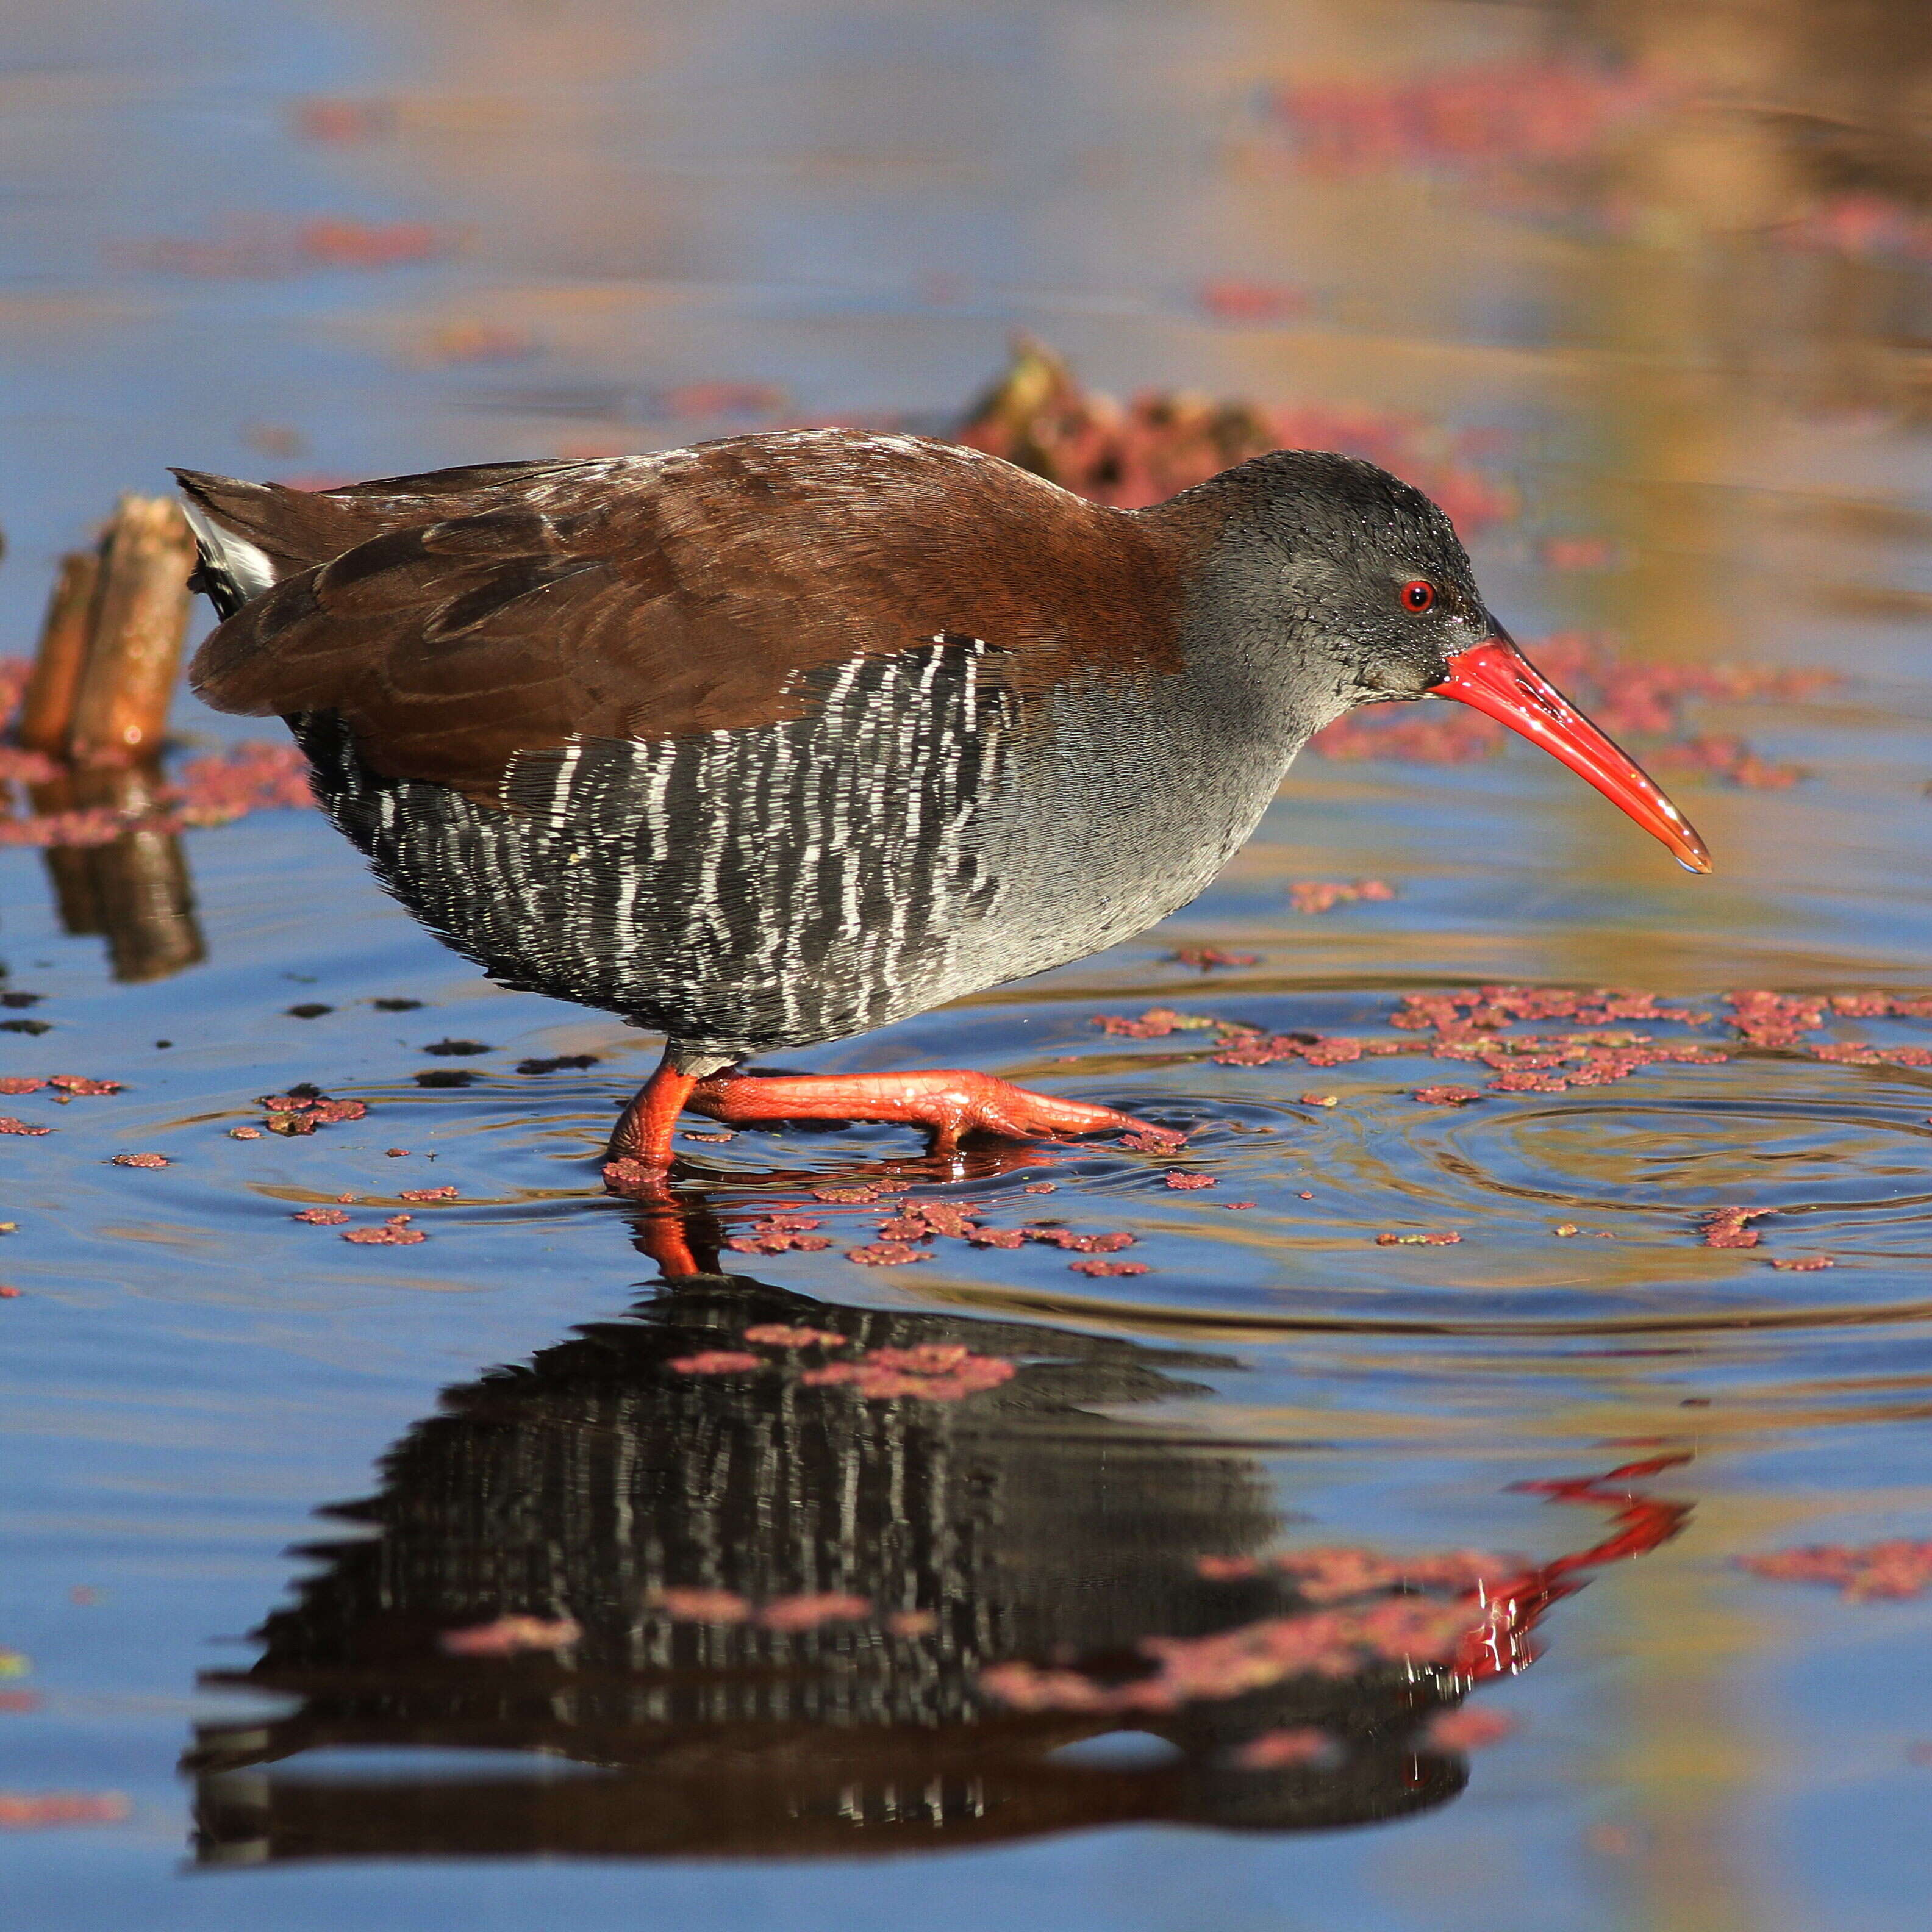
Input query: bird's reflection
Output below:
<box><xmin>185</xmin><ymin>1190</ymin><xmax>1686</xmax><ymax>1864</ymax></box>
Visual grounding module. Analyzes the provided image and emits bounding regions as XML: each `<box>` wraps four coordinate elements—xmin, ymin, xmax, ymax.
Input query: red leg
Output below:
<box><xmin>605</xmin><ymin>1054</ymin><xmax>697</xmax><ymax>1170</ymax></box>
<box><xmin>686</xmin><ymin>1067</ymin><xmax>1175</xmax><ymax>1156</ymax></box>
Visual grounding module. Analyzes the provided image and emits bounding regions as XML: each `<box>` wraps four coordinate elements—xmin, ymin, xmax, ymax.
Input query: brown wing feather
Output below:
<box><xmin>185</xmin><ymin>432</ymin><xmax>1189</xmax><ymax>804</ymax></box>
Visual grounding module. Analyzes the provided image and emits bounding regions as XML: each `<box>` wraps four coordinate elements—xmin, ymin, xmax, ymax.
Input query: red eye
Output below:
<box><xmin>1400</xmin><ymin>580</ymin><xmax>1436</xmax><ymax>614</ymax></box>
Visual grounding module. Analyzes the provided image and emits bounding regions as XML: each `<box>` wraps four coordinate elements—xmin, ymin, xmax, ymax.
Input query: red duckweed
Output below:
<box><xmin>1422</xmin><ymin>1707</ymin><xmax>1519</xmax><ymax>1751</ymax></box>
<box><xmin>1028</xmin><ymin>1229</ymin><xmax>1134</xmax><ymax>1252</ymax></box>
<box><xmin>801</xmin><ymin>1343</ymin><xmax>1014</xmax><ymax>1401</ymax></box>
<box><xmin>124</xmin><ymin>216</ymin><xmax>453</xmax><ymax>279</ymax></box>
<box><xmin>649</xmin><ymin>1588</ymin><xmax>750</xmax><ymax>1623</ymax></box>
<box><xmin>1196</xmin><ymin>279</ymin><xmax>1309</xmax><ymax>324</ymax></box>
<box><xmin>1195</xmin><ymin>1556</ymin><xmax>1262</xmax><ymax>1581</ymax></box>
<box><xmin>1700</xmin><ymin>1208</ymin><xmax>1767</xmax><ymax>1249</ymax></box>
<box><xmin>1233</xmin><ymin>1728</ymin><xmax>1339</xmax><ymax>1770</ymax></box>
<box><xmin>1273</xmin><ymin>56</ymin><xmax>1669</xmax><ymax>177</ymax></box>
<box><xmin>1092</xmin><ymin>1009</ymin><xmax>1220</xmax><ymax>1039</ymax></box>
<box><xmin>439</xmin><ymin>1615</ymin><xmax>581</xmax><ymax>1656</ymax></box>
<box><xmin>985</xmin><ymin>1456</ymin><xmax>1687</xmax><ymax>1717</ymax></box>
<box><xmin>1288</xmin><ymin>879</ymin><xmax>1396</xmax><ymax>915</ymax></box>
<box><xmin>729</xmin><ymin>1216</ymin><xmax>835</xmax><ymax>1255</ymax></box>
<box><xmin>0</xmin><ymin>1792</ymin><xmax>131</xmax><ymax>1829</ymax></box>
<box><xmin>1737</xmin><ymin>1541</ymin><xmax>1932</xmax><ymax>1600</ymax></box>
<box><xmin>741</xmin><ymin>1324</ymin><xmax>846</xmax><ymax>1348</ymax></box>
<box><xmin>754</xmin><ymin>1592</ymin><xmax>873</xmax><ymax>1632</ymax></box>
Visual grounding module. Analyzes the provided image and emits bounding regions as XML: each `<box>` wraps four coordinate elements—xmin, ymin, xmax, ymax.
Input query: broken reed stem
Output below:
<box><xmin>67</xmin><ymin>495</ymin><xmax>197</xmax><ymax>765</ymax></box>
<box><xmin>21</xmin><ymin>495</ymin><xmax>196</xmax><ymax>767</ymax></box>
<box><xmin>17</xmin><ymin>551</ymin><xmax>101</xmax><ymax>757</ymax></box>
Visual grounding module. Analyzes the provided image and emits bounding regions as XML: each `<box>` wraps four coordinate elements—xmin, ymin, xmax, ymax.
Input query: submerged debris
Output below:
<box><xmin>958</xmin><ymin>337</ymin><xmax>1514</xmax><ymax>533</ymax></box>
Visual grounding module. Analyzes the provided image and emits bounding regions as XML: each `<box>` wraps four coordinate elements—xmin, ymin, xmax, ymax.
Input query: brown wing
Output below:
<box><xmin>185</xmin><ymin>432</ymin><xmax>1187</xmax><ymax>803</ymax></box>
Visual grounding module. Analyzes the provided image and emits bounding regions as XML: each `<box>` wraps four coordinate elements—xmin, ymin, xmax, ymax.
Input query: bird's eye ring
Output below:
<box><xmin>1400</xmin><ymin>579</ymin><xmax>1436</xmax><ymax>614</ymax></box>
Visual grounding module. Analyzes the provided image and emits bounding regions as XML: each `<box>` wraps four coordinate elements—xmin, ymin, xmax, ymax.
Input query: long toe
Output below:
<box><xmin>950</xmin><ymin>1073</ymin><xmax>1177</xmax><ymax>1145</ymax></box>
<box><xmin>684</xmin><ymin>1066</ymin><xmax>1179</xmax><ymax>1153</ymax></box>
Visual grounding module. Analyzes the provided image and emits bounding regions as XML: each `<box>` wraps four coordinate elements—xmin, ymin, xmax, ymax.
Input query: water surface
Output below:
<box><xmin>4</xmin><ymin>2</ymin><xmax>1932</xmax><ymax>1927</ymax></box>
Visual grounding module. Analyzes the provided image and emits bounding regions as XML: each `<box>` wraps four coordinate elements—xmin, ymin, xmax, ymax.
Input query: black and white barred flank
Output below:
<box><xmin>300</xmin><ymin>638</ymin><xmax>1019</xmax><ymax>1061</ymax></box>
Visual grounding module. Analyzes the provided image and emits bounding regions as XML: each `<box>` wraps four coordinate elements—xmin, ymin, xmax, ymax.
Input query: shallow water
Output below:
<box><xmin>5</xmin><ymin>1</ymin><xmax>1932</xmax><ymax>1927</ymax></box>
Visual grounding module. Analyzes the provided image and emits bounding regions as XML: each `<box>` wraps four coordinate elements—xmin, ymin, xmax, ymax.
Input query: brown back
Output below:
<box><xmin>184</xmin><ymin>433</ymin><xmax>1190</xmax><ymax>802</ymax></box>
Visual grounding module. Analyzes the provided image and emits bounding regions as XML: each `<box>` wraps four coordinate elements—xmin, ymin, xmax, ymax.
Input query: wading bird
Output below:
<box><xmin>179</xmin><ymin>432</ymin><xmax>1706</xmax><ymax>1170</ymax></box>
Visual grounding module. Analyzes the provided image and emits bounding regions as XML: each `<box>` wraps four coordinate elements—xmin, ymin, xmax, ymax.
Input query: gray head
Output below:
<box><xmin>1160</xmin><ymin>449</ymin><xmax>1500</xmax><ymax>712</ymax></box>
<box><xmin>1146</xmin><ymin>446</ymin><xmax>1713</xmax><ymax>876</ymax></box>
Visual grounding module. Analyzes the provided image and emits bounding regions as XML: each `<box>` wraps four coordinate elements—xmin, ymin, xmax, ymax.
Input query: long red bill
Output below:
<box><xmin>1431</xmin><ymin>637</ymin><xmax>1712</xmax><ymax>873</ymax></box>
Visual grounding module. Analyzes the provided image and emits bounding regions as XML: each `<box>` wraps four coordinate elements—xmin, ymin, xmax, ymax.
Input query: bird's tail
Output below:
<box><xmin>171</xmin><ymin>468</ymin><xmax>372</xmax><ymax>618</ymax></box>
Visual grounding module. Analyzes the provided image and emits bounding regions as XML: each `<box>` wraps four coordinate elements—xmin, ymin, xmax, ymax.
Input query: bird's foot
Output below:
<box><xmin>604</xmin><ymin>1062</ymin><xmax>699</xmax><ymax>1173</ymax></box>
<box><xmin>686</xmin><ymin>1067</ymin><xmax>1176</xmax><ymax>1157</ymax></box>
